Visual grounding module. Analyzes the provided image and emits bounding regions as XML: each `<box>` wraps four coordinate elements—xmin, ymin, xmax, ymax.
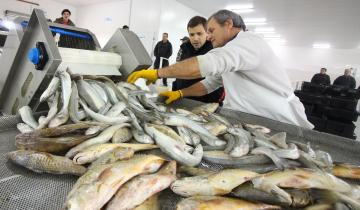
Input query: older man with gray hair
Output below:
<box><xmin>128</xmin><ymin>10</ymin><xmax>313</xmax><ymax>129</ymax></box>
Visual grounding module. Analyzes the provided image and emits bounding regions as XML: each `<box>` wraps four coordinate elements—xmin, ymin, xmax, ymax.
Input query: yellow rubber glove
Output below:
<box><xmin>127</xmin><ymin>69</ymin><xmax>158</xmax><ymax>85</ymax></box>
<box><xmin>159</xmin><ymin>90</ymin><xmax>183</xmax><ymax>104</ymax></box>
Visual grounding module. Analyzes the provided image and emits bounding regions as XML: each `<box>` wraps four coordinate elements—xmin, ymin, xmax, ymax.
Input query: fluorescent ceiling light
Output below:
<box><xmin>313</xmin><ymin>43</ymin><xmax>331</xmax><ymax>49</ymax></box>
<box><xmin>2</xmin><ymin>20</ymin><xmax>14</xmax><ymax>30</ymax></box>
<box><xmin>255</xmin><ymin>27</ymin><xmax>275</xmax><ymax>32</ymax></box>
<box><xmin>267</xmin><ymin>38</ymin><xmax>287</xmax><ymax>45</ymax></box>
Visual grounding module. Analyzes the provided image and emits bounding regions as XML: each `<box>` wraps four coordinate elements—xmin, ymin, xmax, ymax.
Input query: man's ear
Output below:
<box><xmin>224</xmin><ymin>19</ymin><xmax>234</xmax><ymax>29</ymax></box>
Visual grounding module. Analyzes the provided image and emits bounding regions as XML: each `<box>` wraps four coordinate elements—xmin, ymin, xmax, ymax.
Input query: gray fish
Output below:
<box><xmin>105</xmin><ymin>102</ymin><xmax>126</xmax><ymax>117</ymax></box>
<box><xmin>79</xmin><ymin>100</ymin><xmax>130</xmax><ymax>124</ymax></box>
<box><xmin>227</xmin><ymin>127</ymin><xmax>250</xmax><ymax>157</ymax></box>
<box><xmin>176</xmin><ymin>108</ymin><xmax>207</xmax><ymax>122</ymax></box>
<box><xmin>203</xmin><ymin>151</ymin><xmax>271</xmax><ymax>166</ymax></box>
<box><xmin>145</xmin><ymin>123</ymin><xmax>203</xmax><ymax>166</ymax></box>
<box><xmin>251</xmin><ymin>147</ymin><xmax>290</xmax><ymax>170</ymax></box>
<box><xmin>132</xmin><ymin>128</ymin><xmax>154</xmax><ymax>144</ymax></box>
<box><xmin>97</xmin><ymin>81</ymin><xmax>119</xmax><ymax>104</ymax></box>
<box><xmin>18</xmin><ymin>106</ymin><xmax>39</xmax><ymax>129</ymax></box>
<box><xmin>17</xmin><ymin>123</ymin><xmax>34</xmax><ymax>133</ymax></box>
<box><xmin>88</xmin><ymin>147</ymin><xmax>134</xmax><ymax>170</ymax></box>
<box><xmin>77</xmin><ymin>79</ymin><xmax>105</xmax><ymax>112</ymax></box>
<box><xmin>163</xmin><ymin>113</ymin><xmax>226</xmax><ymax>146</ymax></box>
<box><xmin>231</xmin><ymin>182</ymin><xmax>312</xmax><ymax>207</ymax></box>
<box><xmin>88</xmin><ymin>80</ymin><xmax>109</xmax><ymax>104</ymax></box>
<box><xmin>191</xmin><ymin>103</ymin><xmax>219</xmax><ymax>116</ymax></box>
<box><xmin>69</xmin><ymin>81</ymin><xmax>85</xmax><ymax>123</ymax></box>
<box><xmin>49</xmin><ymin>69</ymin><xmax>72</xmax><ymax>128</ymax></box>
<box><xmin>177</xmin><ymin>126</ymin><xmax>194</xmax><ymax>145</ymax></box>
<box><xmin>40</xmin><ymin>76</ymin><xmax>60</xmax><ymax>102</ymax></box>
<box><xmin>98</xmin><ymin>102</ymin><xmax>112</xmax><ymax>115</ymax></box>
<box><xmin>38</xmin><ymin>91</ymin><xmax>60</xmax><ymax>129</ymax></box>
<box><xmin>273</xmin><ymin>143</ymin><xmax>300</xmax><ymax>160</ymax></box>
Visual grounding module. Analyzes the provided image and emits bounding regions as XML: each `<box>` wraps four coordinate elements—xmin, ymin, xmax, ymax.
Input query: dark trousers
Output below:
<box><xmin>154</xmin><ymin>57</ymin><xmax>169</xmax><ymax>86</ymax></box>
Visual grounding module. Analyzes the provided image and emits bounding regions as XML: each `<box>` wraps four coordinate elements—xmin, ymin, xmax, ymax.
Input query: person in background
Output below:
<box><xmin>54</xmin><ymin>9</ymin><xmax>75</xmax><ymax>26</ymax></box>
<box><xmin>333</xmin><ymin>67</ymin><xmax>356</xmax><ymax>89</ymax></box>
<box><xmin>310</xmin><ymin>67</ymin><xmax>331</xmax><ymax>85</ymax></box>
<box><xmin>128</xmin><ymin>10</ymin><xmax>313</xmax><ymax>129</ymax></box>
<box><xmin>172</xmin><ymin>16</ymin><xmax>224</xmax><ymax>104</ymax></box>
<box><xmin>153</xmin><ymin>32</ymin><xmax>172</xmax><ymax>86</ymax></box>
<box><xmin>176</xmin><ymin>36</ymin><xmax>190</xmax><ymax>62</ymax></box>
<box><xmin>122</xmin><ymin>25</ymin><xmax>129</xmax><ymax>30</ymax></box>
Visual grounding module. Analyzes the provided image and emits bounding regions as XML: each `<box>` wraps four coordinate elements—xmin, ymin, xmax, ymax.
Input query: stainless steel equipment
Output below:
<box><xmin>0</xmin><ymin>9</ymin><xmax>152</xmax><ymax>115</ymax></box>
<box><xmin>0</xmin><ymin>99</ymin><xmax>359</xmax><ymax>209</ymax></box>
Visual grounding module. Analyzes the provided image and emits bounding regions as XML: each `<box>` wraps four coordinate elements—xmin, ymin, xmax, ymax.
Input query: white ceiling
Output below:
<box><xmin>55</xmin><ymin>0</ymin><xmax>117</xmax><ymax>6</ymax></box>
<box><xmin>176</xmin><ymin>0</ymin><xmax>360</xmax><ymax>49</ymax></box>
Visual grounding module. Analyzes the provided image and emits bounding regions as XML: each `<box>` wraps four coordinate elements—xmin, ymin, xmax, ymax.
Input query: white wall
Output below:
<box><xmin>268</xmin><ymin>44</ymin><xmax>360</xmax><ymax>88</ymax></box>
<box><xmin>157</xmin><ymin>0</ymin><xmax>202</xmax><ymax>65</ymax></box>
<box><xmin>76</xmin><ymin>0</ymin><xmax>131</xmax><ymax>47</ymax></box>
<box><xmin>0</xmin><ymin>0</ymin><xmax>77</xmax><ymax>22</ymax></box>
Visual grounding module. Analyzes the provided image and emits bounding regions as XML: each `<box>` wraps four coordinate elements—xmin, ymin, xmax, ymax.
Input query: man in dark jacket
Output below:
<box><xmin>172</xmin><ymin>16</ymin><xmax>224</xmax><ymax>104</ymax></box>
<box><xmin>54</xmin><ymin>9</ymin><xmax>75</xmax><ymax>26</ymax></box>
<box><xmin>311</xmin><ymin>67</ymin><xmax>330</xmax><ymax>85</ymax></box>
<box><xmin>154</xmin><ymin>33</ymin><xmax>172</xmax><ymax>86</ymax></box>
<box><xmin>333</xmin><ymin>67</ymin><xmax>356</xmax><ymax>89</ymax></box>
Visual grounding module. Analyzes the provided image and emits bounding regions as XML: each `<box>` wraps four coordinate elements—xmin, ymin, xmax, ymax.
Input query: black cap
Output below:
<box><xmin>62</xmin><ymin>9</ymin><xmax>71</xmax><ymax>15</ymax></box>
<box><xmin>180</xmin><ymin>36</ymin><xmax>189</xmax><ymax>41</ymax></box>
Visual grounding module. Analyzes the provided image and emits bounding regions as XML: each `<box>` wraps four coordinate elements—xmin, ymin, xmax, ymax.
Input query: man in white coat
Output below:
<box><xmin>128</xmin><ymin>10</ymin><xmax>313</xmax><ymax>129</ymax></box>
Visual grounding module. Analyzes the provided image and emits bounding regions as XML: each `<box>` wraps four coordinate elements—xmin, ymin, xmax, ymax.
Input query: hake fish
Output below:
<box><xmin>231</xmin><ymin>182</ymin><xmax>312</xmax><ymax>207</ymax></box>
<box><xmin>106</xmin><ymin>161</ymin><xmax>177</xmax><ymax>210</ymax></box>
<box><xmin>69</xmin><ymin>81</ymin><xmax>85</xmax><ymax>123</ymax></box>
<box><xmin>176</xmin><ymin>196</ymin><xmax>280</xmax><ymax>210</ymax></box>
<box><xmin>63</xmin><ymin>155</ymin><xmax>165</xmax><ymax>210</ymax></box>
<box><xmin>77</xmin><ymin>79</ymin><xmax>106</xmax><ymax>112</ymax></box>
<box><xmin>171</xmin><ymin>169</ymin><xmax>258</xmax><ymax>197</ymax></box>
<box><xmin>79</xmin><ymin>100</ymin><xmax>130</xmax><ymax>124</ymax></box>
<box><xmin>49</xmin><ymin>69</ymin><xmax>72</xmax><ymax>128</ymax></box>
<box><xmin>39</xmin><ymin>75</ymin><xmax>60</xmax><ymax>102</ymax></box>
<box><xmin>204</xmin><ymin>121</ymin><xmax>228</xmax><ymax>136</ymax></box>
<box><xmin>273</xmin><ymin>143</ymin><xmax>300</xmax><ymax>160</ymax></box>
<box><xmin>163</xmin><ymin>114</ymin><xmax>226</xmax><ymax>146</ymax></box>
<box><xmin>18</xmin><ymin>106</ymin><xmax>39</xmax><ymax>129</ymax></box>
<box><xmin>38</xmin><ymin>91</ymin><xmax>60</xmax><ymax>129</ymax></box>
<box><xmin>251</xmin><ymin>147</ymin><xmax>290</xmax><ymax>170</ymax></box>
<box><xmin>203</xmin><ymin>150</ymin><xmax>271</xmax><ymax>166</ymax></box>
<box><xmin>105</xmin><ymin>101</ymin><xmax>127</xmax><ymax>117</ymax></box>
<box><xmin>145</xmin><ymin>123</ymin><xmax>203</xmax><ymax>166</ymax></box>
<box><xmin>7</xmin><ymin>150</ymin><xmax>86</xmax><ymax>176</ymax></box>
<box><xmin>17</xmin><ymin>123</ymin><xmax>34</xmax><ymax>133</ymax></box>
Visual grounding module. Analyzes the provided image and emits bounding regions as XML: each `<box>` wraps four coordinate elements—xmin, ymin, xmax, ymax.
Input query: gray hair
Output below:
<box><xmin>208</xmin><ymin>10</ymin><xmax>246</xmax><ymax>31</ymax></box>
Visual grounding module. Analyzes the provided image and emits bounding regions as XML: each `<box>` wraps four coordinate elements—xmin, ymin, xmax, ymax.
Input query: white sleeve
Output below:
<box><xmin>197</xmin><ymin>37</ymin><xmax>261</xmax><ymax>77</ymax></box>
<box><xmin>200</xmin><ymin>75</ymin><xmax>223</xmax><ymax>93</ymax></box>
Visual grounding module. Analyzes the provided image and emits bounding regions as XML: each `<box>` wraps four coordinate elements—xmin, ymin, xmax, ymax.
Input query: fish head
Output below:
<box><xmin>7</xmin><ymin>150</ymin><xmax>35</xmax><ymax>165</ymax></box>
<box><xmin>159</xmin><ymin>160</ymin><xmax>177</xmax><ymax>176</ymax></box>
<box><xmin>171</xmin><ymin>176</ymin><xmax>211</xmax><ymax>197</ymax></box>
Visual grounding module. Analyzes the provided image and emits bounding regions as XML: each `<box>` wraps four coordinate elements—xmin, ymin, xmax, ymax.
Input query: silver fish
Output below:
<box><xmin>38</xmin><ymin>91</ymin><xmax>59</xmax><ymax>129</ymax></box>
<box><xmin>98</xmin><ymin>102</ymin><xmax>112</xmax><ymax>115</ymax></box>
<box><xmin>176</xmin><ymin>108</ymin><xmax>207</xmax><ymax>122</ymax></box>
<box><xmin>269</xmin><ymin>132</ymin><xmax>288</xmax><ymax>149</ymax></box>
<box><xmin>203</xmin><ymin>151</ymin><xmax>271</xmax><ymax>166</ymax></box>
<box><xmin>77</xmin><ymin>79</ymin><xmax>105</xmax><ymax>112</ymax></box>
<box><xmin>145</xmin><ymin>123</ymin><xmax>203</xmax><ymax>166</ymax></box>
<box><xmin>163</xmin><ymin>114</ymin><xmax>226</xmax><ymax>146</ymax></box>
<box><xmin>49</xmin><ymin>69</ymin><xmax>72</xmax><ymax>127</ymax></box>
<box><xmin>273</xmin><ymin>143</ymin><xmax>300</xmax><ymax>160</ymax></box>
<box><xmin>88</xmin><ymin>80</ymin><xmax>109</xmax><ymax>103</ymax></box>
<box><xmin>227</xmin><ymin>127</ymin><xmax>250</xmax><ymax>158</ymax></box>
<box><xmin>244</xmin><ymin>124</ymin><xmax>271</xmax><ymax>134</ymax></box>
<box><xmin>204</xmin><ymin>121</ymin><xmax>228</xmax><ymax>136</ymax></box>
<box><xmin>88</xmin><ymin>147</ymin><xmax>134</xmax><ymax>170</ymax></box>
<box><xmin>79</xmin><ymin>100</ymin><xmax>130</xmax><ymax>124</ymax></box>
<box><xmin>69</xmin><ymin>81</ymin><xmax>85</xmax><ymax>123</ymax></box>
<box><xmin>132</xmin><ymin>128</ymin><xmax>154</xmax><ymax>144</ymax></box>
<box><xmin>18</xmin><ymin>106</ymin><xmax>39</xmax><ymax>129</ymax></box>
<box><xmin>17</xmin><ymin>123</ymin><xmax>34</xmax><ymax>133</ymax></box>
<box><xmin>251</xmin><ymin>147</ymin><xmax>290</xmax><ymax>170</ymax></box>
<box><xmin>85</xmin><ymin>124</ymin><xmax>109</xmax><ymax>135</ymax></box>
<box><xmin>117</xmin><ymin>81</ymin><xmax>140</xmax><ymax>91</ymax></box>
<box><xmin>40</xmin><ymin>76</ymin><xmax>60</xmax><ymax>102</ymax></box>
<box><xmin>177</xmin><ymin>126</ymin><xmax>193</xmax><ymax>145</ymax></box>
<box><xmin>65</xmin><ymin>123</ymin><xmax>130</xmax><ymax>158</ymax></box>
<box><xmin>97</xmin><ymin>81</ymin><xmax>119</xmax><ymax>104</ymax></box>
<box><xmin>105</xmin><ymin>102</ymin><xmax>126</xmax><ymax>117</ymax></box>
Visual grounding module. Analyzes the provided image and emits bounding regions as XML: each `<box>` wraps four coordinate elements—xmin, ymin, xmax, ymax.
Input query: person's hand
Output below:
<box><xmin>127</xmin><ymin>69</ymin><xmax>158</xmax><ymax>85</ymax></box>
<box><xmin>159</xmin><ymin>90</ymin><xmax>183</xmax><ymax>104</ymax></box>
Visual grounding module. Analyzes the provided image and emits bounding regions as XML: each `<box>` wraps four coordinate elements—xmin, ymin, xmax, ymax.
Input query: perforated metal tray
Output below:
<box><xmin>1</xmin><ymin>99</ymin><xmax>360</xmax><ymax>210</ymax></box>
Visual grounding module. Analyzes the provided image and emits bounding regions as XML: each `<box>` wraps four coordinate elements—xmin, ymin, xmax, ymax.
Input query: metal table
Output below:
<box><xmin>1</xmin><ymin>99</ymin><xmax>360</xmax><ymax>209</ymax></box>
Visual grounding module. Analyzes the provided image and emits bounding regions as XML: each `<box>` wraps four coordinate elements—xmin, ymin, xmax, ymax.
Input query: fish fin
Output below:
<box><xmin>252</xmin><ymin>177</ymin><xmax>292</xmax><ymax>205</ymax></box>
<box><xmin>270</xmin><ymin>132</ymin><xmax>288</xmax><ymax>149</ymax></box>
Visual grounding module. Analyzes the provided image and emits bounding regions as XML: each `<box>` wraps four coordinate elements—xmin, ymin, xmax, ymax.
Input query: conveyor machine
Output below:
<box><xmin>0</xmin><ymin>9</ymin><xmax>152</xmax><ymax>115</ymax></box>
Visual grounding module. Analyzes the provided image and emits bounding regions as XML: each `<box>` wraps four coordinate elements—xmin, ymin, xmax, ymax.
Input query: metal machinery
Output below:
<box><xmin>0</xmin><ymin>9</ymin><xmax>152</xmax><ymax>115</ymax></box>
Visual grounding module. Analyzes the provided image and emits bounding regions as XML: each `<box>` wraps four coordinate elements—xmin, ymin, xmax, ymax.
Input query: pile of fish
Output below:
<box><xmin>7</xmin><ymin>68</ymin><xmax>360</xmax><ymax>209</ymax></box>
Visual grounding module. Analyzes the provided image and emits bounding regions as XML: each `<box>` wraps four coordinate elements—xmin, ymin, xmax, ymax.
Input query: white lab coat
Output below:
<box><xmin>198</xmin><ymin>31</ymin><xmax>314</xmax><ymax>129</ymax></box>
